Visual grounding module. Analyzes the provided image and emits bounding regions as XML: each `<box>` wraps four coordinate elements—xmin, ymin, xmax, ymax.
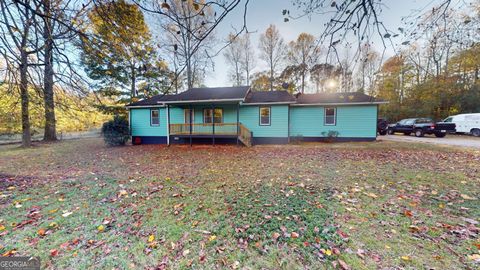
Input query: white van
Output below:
<box><xmin>443</xmin><ymin>113</ymin><xmax>480</xmax><ymax>137</ymax></box>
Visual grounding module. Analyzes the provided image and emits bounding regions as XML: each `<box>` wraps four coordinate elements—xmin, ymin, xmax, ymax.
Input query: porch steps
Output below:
<box><xmin>238</xmin><ymin>124</ymin><xmax>252</xmax><ymax>147</ymax></box>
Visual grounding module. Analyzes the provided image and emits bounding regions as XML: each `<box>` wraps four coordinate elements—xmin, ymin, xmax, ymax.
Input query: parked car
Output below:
<box><xmin>443</xmin><ymin>113</ymin><xmax>480</xmax><ymax>137</ymax></box>
<box><xmin>387</xmin><ymin>118</ymin><xmax>456</xmax><ymax>137</ymax></box>
<box><xmin>377</xmin><ymin>118</ymin><xmax>388</xmax><ymax>135</ymax></box>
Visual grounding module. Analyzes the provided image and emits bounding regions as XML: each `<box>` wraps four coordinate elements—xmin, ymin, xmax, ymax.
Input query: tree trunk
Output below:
<box><xmin>20</xmin><ymin>51</ymin><xmax>31</xmax><ymax>147</ymax></box>
<box><xmin>131</xmin><ymin>64</ymin><xmax>136</xmax><ymax>98</ymax></box>
<box><xmin>43</xmin><ymin>0</ymin><xmax>57</xmax><ymax>141</ymax></box>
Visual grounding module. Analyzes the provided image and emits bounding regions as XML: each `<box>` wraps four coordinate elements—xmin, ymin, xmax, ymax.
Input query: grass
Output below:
<box><xmin>0</xmin><ymin>138</ymin><xmax>479</xmax><ymax>269</ymax></box>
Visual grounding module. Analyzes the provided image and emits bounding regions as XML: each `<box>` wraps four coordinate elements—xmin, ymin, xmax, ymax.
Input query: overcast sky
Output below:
<box><xmin>201</xmin><ymin>0</ymin><xmax>452</xmax><ymax>88</ymax></box>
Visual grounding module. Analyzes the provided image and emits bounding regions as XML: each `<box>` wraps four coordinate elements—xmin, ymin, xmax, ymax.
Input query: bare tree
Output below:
<box><xmin>287</xmin><ymin>32</ymin><xmax>320</xmax><ymax>93</ymax></box>
<box><xmin>134</xmin><ymin>0</ymin><xmax>250</xmax><ymax>90</ymax></box>
<box><xmin>0</xmin><ymin>0</ymin><xmax>44</xmax><ymax>147</ymax></box>
<box><xmin>240</xmin><ymin>33</ymin><xmax>255</xmax><ymax>86</ymax></box>
<box><xmin>259</xmin><ymin>24</ymin><xmax>286</xmax><ymax>91</ymax></box>
<box><xmin>224</xmin><ymin>33</ymin><xmax>243</xmax><ymax>85</ymax></box>
<box><xmin>224</xmin><ymin>32</ymin><xmax>255</xmax><ymax>86</ymax></box>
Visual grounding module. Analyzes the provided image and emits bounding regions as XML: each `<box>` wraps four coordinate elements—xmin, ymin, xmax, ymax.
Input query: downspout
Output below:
<box><xmin>212</xmin><ymin>104</ymin><xmax>215</xmax><ymax>146</ymax></box>
<box><xmin>167</xmin><ymin>105</ymin><xmax>170</xmax><ymax>146</ymax></box>
<box><xmin>236</xmin><ymin>102</ymin><xmax>240</xmax><ymax>146</ymax></box>
<box><xmin>287</xmin><ymin>105</ymin><xmax>290</xmax><ymax>143</ymax></box>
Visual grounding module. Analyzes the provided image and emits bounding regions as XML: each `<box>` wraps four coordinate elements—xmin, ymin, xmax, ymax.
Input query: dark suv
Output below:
<box><xmin>387</xmin><ymin>118</ymin><xmax>456</xmax><ymax>137</ymax></box>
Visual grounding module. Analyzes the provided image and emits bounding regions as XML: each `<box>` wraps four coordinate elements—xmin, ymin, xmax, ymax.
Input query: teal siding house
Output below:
<box><xmin>126</xmin><ymin>86</ymin><xmax>386</xmax><ymax>146</ymax></box>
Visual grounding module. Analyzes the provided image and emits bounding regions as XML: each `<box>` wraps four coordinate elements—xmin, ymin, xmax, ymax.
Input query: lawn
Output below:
<box><xmin>0</xmin><ymin>138</ymin><xmax>479</xmax><ymax>269</ymax></box>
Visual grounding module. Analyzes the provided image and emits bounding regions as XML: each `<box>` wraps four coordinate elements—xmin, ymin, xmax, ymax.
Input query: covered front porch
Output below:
<box><xmin>166</xmin><ymin>103</ymin><xmax>252</xmax><ymax>146</ymax></box>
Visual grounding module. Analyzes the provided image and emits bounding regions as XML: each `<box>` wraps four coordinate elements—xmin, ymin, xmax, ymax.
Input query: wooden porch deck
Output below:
<box><xmin>169</xmin><ymin>123</ymin><xmax>252</xmax><ymax>146</ymax></box>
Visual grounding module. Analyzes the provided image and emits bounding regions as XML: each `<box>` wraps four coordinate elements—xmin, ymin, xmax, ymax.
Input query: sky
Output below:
<box><xmin>201</xmin><ymin>0</ymin><xmax>449</xmax><ymax>88</ymax></box>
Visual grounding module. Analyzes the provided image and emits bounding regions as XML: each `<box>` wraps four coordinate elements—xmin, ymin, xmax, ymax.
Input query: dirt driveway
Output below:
<box><xmin>379</xmin><ymin>134</ymin><xmax>480</xmax><ymax>149</ymax></box>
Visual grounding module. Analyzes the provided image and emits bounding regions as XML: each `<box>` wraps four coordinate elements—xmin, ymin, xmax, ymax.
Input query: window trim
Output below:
<box><xmin>259</xmin><ymin>106</ymin><xmax>271</xmax><ymax>126</ymax></box>
<box><xmin>203</xmin><ymin>108</ymin><xmax>224</xmax><ymax>124</ymax></box>
<box><xmin>324</xmin><ymin>107</ymin><xmax>336</xmax><ymax>126</ymax></box>
<box><xmin>150</xmin><ymin>109</ymin><xmax>160</xmax><ymax>126</ymax></box>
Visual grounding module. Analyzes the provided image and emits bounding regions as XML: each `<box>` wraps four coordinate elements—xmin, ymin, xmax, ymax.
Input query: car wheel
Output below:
<box><xmin>471</xmin><ymin>128</ymin><xmax>480</xmax><ymax>137</ymax></box>
<box><xmin>379</xmin><ymin>130</ymin><xmax>387</xmax><ymax>136</ymax></box>
<box><xmin>387</xmin><ymin>129</ymin><xmax>395</xmax><ymax>135</ymax></box>
<box><xmin>404</xmin><ymin>132</ymin><xmax>411</xmax><ymax>136</ymax></box>
<box><xmin>435</xmin><ymin>132</ymin><xmax>446</xmax><ymax>138</ymax></box>
<box><xmin>414</xmin><ymin>129</ymin><xmax>424</xmax><ymax>137</ymax></box>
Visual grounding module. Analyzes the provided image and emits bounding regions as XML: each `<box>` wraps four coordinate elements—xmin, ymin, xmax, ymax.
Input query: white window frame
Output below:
<box><xmin>324</xmin><ymin>107</ymin><xmax>336</xmax><ymax>126</ymax></box>
<box><xmin>151</xmin><ymin>109</ymin><xmax>160</xmax><ymax>126</ymax></box>
<box><xmin>259</xmin><ymin>106</ymin><xmax>271</xmax><ymax>126</ymax></box>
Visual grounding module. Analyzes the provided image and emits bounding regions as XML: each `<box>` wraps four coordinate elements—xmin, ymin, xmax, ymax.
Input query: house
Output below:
<box><xmin>126</xmin><ymin>86</ymin><xmax>387</xmax><ymax>146</ymax></box>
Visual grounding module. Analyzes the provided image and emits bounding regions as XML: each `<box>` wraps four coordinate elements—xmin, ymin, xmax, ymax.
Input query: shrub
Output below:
<box><xmin>101</xmin><ymin>115</ymin><xmax>130</xmax><ymax>146</ymax></box>
<box><xmin>321</xmin><ymin>130</ymin><xmax>339</xmax><ymax>143</ymax></box>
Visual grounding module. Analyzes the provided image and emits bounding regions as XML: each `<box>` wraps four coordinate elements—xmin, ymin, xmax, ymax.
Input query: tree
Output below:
<box><xmin>79</xmin><ymin>0</ymin><xmax>166</xmax><ymax>113</ymax></box>
<box><xmin>0</xmin><ymin>0</ymin><xmax>43</xmax><ymax>147</ymax></box>
<box><xmin>224</xmin><ymin>33</ymin><xmax>256</xmax><ymax>86</ymax></box>
<box><xmin>224</xmin><ymin>33</ymin><xmax>244</xmax><ymax>86</ymax></box>
<box><xmin>310</xmin><ymin>63</ymin><xmax>341</xmax><ymax>93</ymax></box>
<box><xmin>287</xmin><ymin>33</ymin><xmax>320</xmax><ymax>93</ymax></box>
<box><xmin>259</xmin><ymin>24</ymin><xmax>286</xmax><ymax>91</ymax></box>
<box><xmin>241</xmin><ymin>33</ymin><xmax>255</xmax><ymax>86</ymax></box>
<box><xmin>158</xmin><ymin>0</ymin><xmax>217</xmax><ymax>89</ymax></box>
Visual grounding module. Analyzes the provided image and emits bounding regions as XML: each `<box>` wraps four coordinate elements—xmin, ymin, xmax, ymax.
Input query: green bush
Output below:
<box><xmin>101</xmin><ymin>115</ymin><xmax>130</xmax><ymax>146</ymax></box>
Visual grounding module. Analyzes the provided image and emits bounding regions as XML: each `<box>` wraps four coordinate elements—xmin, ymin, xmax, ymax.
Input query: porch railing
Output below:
<box><xmin>238</xmin><ymin>123</ymin><xmax>253</xmax><ymax>147</ymax></box>
<box><xmin>169</xmin><ymin>123</ymin><xmax>253</xmax><ymax>146</ymax></box>
<box><xmin>170</xmin><ymin>123</ymin><xmax>238</xmax><ymax>135</ymax></box>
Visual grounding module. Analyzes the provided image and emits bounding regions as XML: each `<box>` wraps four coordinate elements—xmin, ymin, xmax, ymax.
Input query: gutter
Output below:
<box><xmin>290</xmin><ymin>101</ymin><xmax>389</xmax><ymax>106</ymax></box>
<box><xmin>240</xmin><ymin>101</ymin><xmax>296</xmax><ymax>106</ymax></box>
<box><xmin>125</xmin><ymin>105</ymin><xmax>166</xmax><ymax>109</ymax></box>
<box><xmin>159</xmin><ymin>98</ymin><xmax>244</xmax><ymax>104</ymax></box>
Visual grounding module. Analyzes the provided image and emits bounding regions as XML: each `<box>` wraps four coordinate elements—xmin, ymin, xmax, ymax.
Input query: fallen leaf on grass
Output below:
<box><xmin>467</xmin><ymin>254</ymin><xmax>480</xmax><ymax>262</ymax></box>
<box><xmin>2</xmin><ymin>249</ymin><xmax>16</xmax><ymax>257</ymax></box>
<box><xmin>401</xmin><ymin>255</ymin><xmax>411</xmax><ymax>261</ymax></box>
<box><xmin>209</xmin><ymin>235</ymin><xmax>217</xmax><ymax>242</ymax></box>
<box><xmin>62</xmin><ymin>211</ymin><xmax>73</xmax><ymax>217</ymax></box>
<box><xmin>460</xmin><ymin>194</ymin><xmax>476</xmax><ymax>200</ymax></box>
<box><xmin>338</xmin><ymin>259</ymin><xmax>350</xmax><ymax>270</ymax></box>
<box><xmin>97</xmin><ymin>225</ymin><xmax>105</xmax><ymax>232</ymax></box>
<box><xmin>50</xmin><ymin>249</ymin><xmax>59</xmax><ymax>257</ymax></box>
<box><xmin>37</xmin><ymin>228</ymin><xmax>46</xmax><ymax>236</ymax></box>
<box><xmin>148</xmin><ymin>235</ymin><xmax>155</xmax><ymax>243</ymax></box>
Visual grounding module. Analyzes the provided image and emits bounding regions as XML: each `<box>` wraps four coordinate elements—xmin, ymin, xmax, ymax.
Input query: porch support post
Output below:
<box><xmin>167</xmin><ymin>104</ymin><xmax>170</xmax><ymax>146</ymax></box>
<box><xmin>189</xmin><ymin>105</ymin><xmax>192</xmax><ymax>147</ymax></box>
<box><xmin>211</xmin><ymin>104</ymin><xmax>215</xmax><ymax>146</ymax></box>
<box><xmin>236</xmin><ymin>102</ymin><xmax>240</xmax><ymax>146</ymax></box>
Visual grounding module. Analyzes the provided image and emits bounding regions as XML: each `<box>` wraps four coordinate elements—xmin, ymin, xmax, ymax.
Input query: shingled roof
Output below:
<box><xmin>295</xmin><ymin>92</ymin><xmax>385</xmax><ymax>105</ymax></box>
<box><xmin>127</xmin><ymin>87</ymin><xmax>385</xmax><ymax>107</ymax></box>
<box><xmin>244</xmin><ymin>90</ymin><xmax>296</xmax><ymax>104</ymax></box>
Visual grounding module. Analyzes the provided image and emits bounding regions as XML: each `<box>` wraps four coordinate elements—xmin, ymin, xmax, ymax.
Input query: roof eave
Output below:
<box><xmin>291</xmin><ymin>101</ymin><xmax>389</xmax><ymax>106</ymax></box>
<box><xmin>241</xmin><ymin>101</ymin><xmax>296</xmax><ymax>105</ymax></box>
<box><xmin>125</xmin><ymin>104</ymin><xmax>167</xmax><ymax>109</ymax></box>
<box><xmin>160</xmin><ymin>98</ymin><xmax>245</xmax><ymax>104</ymax></box>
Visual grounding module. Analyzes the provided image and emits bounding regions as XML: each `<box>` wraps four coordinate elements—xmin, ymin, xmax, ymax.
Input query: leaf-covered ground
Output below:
<box><xmin>0</xmin><ymin>138</ymin><xmax>479</xmax><ymax>269</ymax></box>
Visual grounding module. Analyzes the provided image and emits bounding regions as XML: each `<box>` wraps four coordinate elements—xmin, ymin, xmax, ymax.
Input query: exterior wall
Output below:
<box><xmin>129</xmin><ymin>104</ymin><xmax>377</xmax><ymax>145</ymax></box>
<box><xmin>130</xmin><ymin>108</ymin><xmax>167</xmax><ymax>136</ymax></box>
<box><xmin>290</xmin><ymin>105</ymin><xmax>377</xmax><ymax>139</ymax></box>
<box><xmin>239</xmin><ymin>105</ymin><xmax>289</xmax><ymax>138</ymax></box>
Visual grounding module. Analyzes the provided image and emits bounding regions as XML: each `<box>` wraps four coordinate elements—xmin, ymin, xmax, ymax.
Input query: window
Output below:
<box><xmin>259</xmin><ymin>107</ymin><xmax>271</xmax><ymax>126</ymax></box>
<box><xmin>203</xmin><ymin>108</ymin><xmax>223</xmax><ymax>124</ymax></box>
<box><xmin>324</xmin><ymin>107</ymin><xmax>336</xmax><ymax>125</ymax></box>
<box><xmin>443</xmin><ymin>117</ymin><xmax>452</xmax><ymax>123</ymax></box>
<box><xmin>151</xmin><ymin>109</ymin><xmax>159</xmax><ymax>126</ymax></box>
